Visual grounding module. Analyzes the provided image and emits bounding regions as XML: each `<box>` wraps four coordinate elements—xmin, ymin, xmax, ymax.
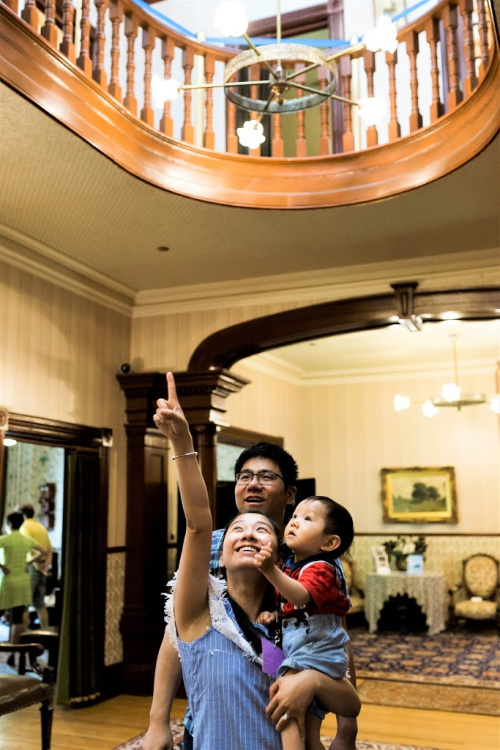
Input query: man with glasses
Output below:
<box><xmin>144</xmin><ymin>441</ymin><xmax>357</xmax><ymax>750</ymax></box>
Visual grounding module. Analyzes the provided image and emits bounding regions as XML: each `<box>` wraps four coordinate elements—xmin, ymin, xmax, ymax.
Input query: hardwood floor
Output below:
<box><xmin>1</xmin><ymin>694</ymin><xmax>499</xmax><ymax>750</ymax></box>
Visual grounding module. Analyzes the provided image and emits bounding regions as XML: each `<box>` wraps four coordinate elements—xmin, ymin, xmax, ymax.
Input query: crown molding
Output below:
<box><xmin>133</xmin><ymin>248</ymin><xmax>500</xmax><ymax>317</ymax></box>
<box><xmin>0</xmin><ymin>223</ymin><xmax>135</xmax><ymax>316</ymax></box>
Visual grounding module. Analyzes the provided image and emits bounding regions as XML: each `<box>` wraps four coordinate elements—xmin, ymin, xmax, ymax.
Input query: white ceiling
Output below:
<box><xmin>251</xmin><ymin>319</ymin><xmax>500</xmax><ymax>376</ymax></box>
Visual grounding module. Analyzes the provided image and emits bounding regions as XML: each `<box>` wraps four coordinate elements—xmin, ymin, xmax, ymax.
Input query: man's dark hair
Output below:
<box><xmin>19</xmin><ymin>504</ymin><xmax>35</xmax><ymax>518</ymax></box>
<box><xmin>302</xmin><ymin>496</ymin><xmax>354</xmax><ymax>558</ymax></box>
<box><xmin>7</xmin><ymin>511</ymin><xmax>24</xmax><ymax>530</ymax></box>
<box><xmin>234</xmin><ymin>442</ymin><xmax>298</xmax><ymax>488</ymax></box>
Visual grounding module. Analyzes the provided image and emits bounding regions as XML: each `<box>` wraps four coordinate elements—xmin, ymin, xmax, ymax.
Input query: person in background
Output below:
<box><xmin>0</xmin><ymin>511</ymin><xmax>47</xmax><ymax>656</ymax></box>
<box><xmin>20</xmin><ymin>503</ymin><xmax>53</xmax><ymax>630</ymax></box>
<box><xmin>144</xmin><ymin>389</ymin><xmax>359</xmax><ymax>750</ymax></box>
<box><xmin>255</xmin><ymin>496</ymin><xmax>358</xmax><ymax>750</ymax></box>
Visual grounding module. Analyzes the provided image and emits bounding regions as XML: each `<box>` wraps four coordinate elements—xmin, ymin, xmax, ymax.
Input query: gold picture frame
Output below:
<box><xmin>381</xmin><ymin>466</ymin><xmax>458</xmax><ymax>523</ymax></box>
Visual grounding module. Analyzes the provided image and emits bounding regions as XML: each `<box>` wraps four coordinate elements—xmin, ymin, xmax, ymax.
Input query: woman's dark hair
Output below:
<box><xmin>301</xmin><ymin>496</ymin><xmax>354</xmax><ymax>558</ymax></box>
<box><xmin>234</xmin><ymin>442</ymin><xmax>298</xmax><ymax>489</ymax></box>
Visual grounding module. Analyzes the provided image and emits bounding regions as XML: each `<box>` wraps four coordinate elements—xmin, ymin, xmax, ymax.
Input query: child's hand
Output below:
<box><xmin>254</xmin><ymin>542</ymin><xmax>275</xmax><ymax>574</ymax></box>
<box><xmin>256</xmin><ymin>610</ymin><xmax>277</xmax><ymax>626</ymax></box>
<box><xmin>153</xmin><ymin>372</ymin><xmax>190</xmax><ymax>442</ymax></box>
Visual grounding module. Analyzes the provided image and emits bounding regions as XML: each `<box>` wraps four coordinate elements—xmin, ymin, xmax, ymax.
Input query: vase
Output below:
<box><xmin>395</xmin><ymin>555</ymin><xmax>408</xmax><ymax>571</ymax></box>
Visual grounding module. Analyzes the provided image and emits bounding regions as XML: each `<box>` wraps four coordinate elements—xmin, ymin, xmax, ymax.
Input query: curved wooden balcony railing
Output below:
<box><xmin>0</xmin><ymin>0</ymin><xmax>499</xmax><ymax>208</ymax></box>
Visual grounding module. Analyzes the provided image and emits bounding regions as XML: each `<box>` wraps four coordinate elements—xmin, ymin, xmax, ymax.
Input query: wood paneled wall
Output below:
<box><xmin>0</xmin><ymin>259</ymin><xmax>131</xmax><ymax>546</ymax></box>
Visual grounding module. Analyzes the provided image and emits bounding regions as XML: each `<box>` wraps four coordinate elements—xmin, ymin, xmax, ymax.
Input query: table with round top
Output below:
<box><xmin>365</xmin><ymin>571</ymin><xmax>447</xmax><ymax>635</ymax></box>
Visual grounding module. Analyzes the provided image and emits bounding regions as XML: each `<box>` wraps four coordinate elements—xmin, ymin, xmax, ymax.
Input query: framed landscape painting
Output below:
<box><xmin>381</xmin><ymin>466</ymin><xmax>458</xmax><ymax>523</ymax></box>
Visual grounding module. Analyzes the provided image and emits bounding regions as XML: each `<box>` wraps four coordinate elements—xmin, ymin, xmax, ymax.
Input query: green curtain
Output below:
<box><xmin>56</xmin><ymin>450</ymin><xmax>102</xmax><ymax>705</ymax></box>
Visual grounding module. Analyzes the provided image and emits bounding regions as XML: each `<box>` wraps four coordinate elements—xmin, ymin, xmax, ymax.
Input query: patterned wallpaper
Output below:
<box><xmin>350</xmin><ymin>534</ymin><xmax>500</xmax><ymax>591</ymax></box>
<box><xmin>105</xmin><ymin>550</ymin><xmax>125</xmax><ymax>666</ymax></box>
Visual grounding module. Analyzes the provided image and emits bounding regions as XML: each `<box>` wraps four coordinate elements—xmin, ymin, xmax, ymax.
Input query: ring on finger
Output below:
<box><xmin>282</xmin><ymin>713</ymin><xmax>289</xmax><ymax>722</ymax></box>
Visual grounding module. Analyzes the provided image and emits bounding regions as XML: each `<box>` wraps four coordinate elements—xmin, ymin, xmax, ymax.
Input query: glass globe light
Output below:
<box><xmin>357</xmin><ymin>96</ymin><xmax>386</xmax><ymax>126</ymax></box>
<box><xmin>237</xmin><ymin>120</ymin><xmax>266</xmax><ymax>149</ymax></box>
<box><xmin>394</xmin><ymin>394</ymin><xmax>410</xmax><ymax>412</ymax></box>
<box><xmin>363</xmin><ymin>16</ymin><xmax>398</xmax><ymax>54</ymax></box>
<box><xmin>214</xmin><ymin>1</ymin><xmax>248</xmax><ymax>37</ymax></box>
<box><xmin>441</xmin><ymin>382</ymin><xmax>461</xmax><ymax>403</ymax></box>
<box><xmin>422</xmin><ymin>400</ymin><xmax>439</xmax><ymax>418</ymax></box>
<box><xmin>151</xmin><ymin>75</ymin><xmax>180</xmax><ymax>107</ymax></box>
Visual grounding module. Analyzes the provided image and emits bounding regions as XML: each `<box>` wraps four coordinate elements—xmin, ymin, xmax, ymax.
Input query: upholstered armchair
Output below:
<box><xmin>0</xmin><ymin>642</ymin><xmax>54</xmax><ymax>749</ymax></box>
<box><xmin>342</xmin><ymin>556</ymin><xmax>365</xmax><ymax>619</ymax></box>
<box><xmin>451</xmin><ymin>554</ymin><xmax>500</xmax><ymax>626</ymax></box>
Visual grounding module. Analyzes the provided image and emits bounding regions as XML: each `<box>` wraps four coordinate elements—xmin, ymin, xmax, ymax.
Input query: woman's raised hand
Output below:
<box><xmin>153</xmin><ymin>372</ymin><xmax>190</xmax><ymax>443</ymax></box>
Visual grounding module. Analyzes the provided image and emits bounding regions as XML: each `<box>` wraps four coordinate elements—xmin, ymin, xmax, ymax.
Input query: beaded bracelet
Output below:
<box><xmin>171</xmin><ymin>451</ymin><xmax>198</xmax><ymax>460</ymax></box>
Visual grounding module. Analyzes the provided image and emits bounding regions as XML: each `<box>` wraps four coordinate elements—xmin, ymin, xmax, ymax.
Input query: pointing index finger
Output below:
<box><xmin>166</xmin><ymin>371</ymin><xmax>178</xmax><ymax>404</ymax></box>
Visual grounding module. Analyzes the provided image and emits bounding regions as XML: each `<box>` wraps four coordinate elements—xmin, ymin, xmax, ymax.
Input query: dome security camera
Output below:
<box><xmin>120</xmin><ymin>362</ymin><xmax>131</xmax><ymax>374</ymax></box>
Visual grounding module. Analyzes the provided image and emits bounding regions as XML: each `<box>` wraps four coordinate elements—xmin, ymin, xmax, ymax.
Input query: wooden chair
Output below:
<box><xmin>451</xmin><ymin>553</ymin><xmax>500</xmax><ymax>628</ymax></box>
<box><xmin>341</xmin><ymin>556</ymin><xmax>365</xmax><ymax>619</ymax></box>
<box><xmin>0</xmin><ymin>642</ymin><xmax>54</xmax><ymax>749</ymax></box>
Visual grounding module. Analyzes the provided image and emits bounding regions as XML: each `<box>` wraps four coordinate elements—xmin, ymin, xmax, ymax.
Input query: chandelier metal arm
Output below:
<box><xmin>286</xmin><ymin>42</ymin><xmax>367</xmax><ymax>82</ymax></box>
<box><xmin>179</xmin><ymin>79</ymin><xmax>270</xmax><ymax>92</ymax></box>
<box><xmin>290</xmin><ymin>81</ymin><xmax>359</xmax><ymax>107</ymax></box>
<box><xmin>241</xmin><ymin>32</ymin><xmax>278</xmax><ymax>78</ymax></box>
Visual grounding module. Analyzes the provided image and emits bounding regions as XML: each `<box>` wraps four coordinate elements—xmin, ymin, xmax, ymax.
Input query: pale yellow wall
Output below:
<box><xmin>1</xmin><ymin>260</ymin><xmax>131</xmax><ymax>547</ymax></box>
<box><xmin>226</xmin><ymin>363</ymin><xmax>500</xmax><ymax>535</ymax></box>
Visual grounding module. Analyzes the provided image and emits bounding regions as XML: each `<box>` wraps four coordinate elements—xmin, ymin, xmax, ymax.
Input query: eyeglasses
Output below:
<box><xmin>235</xmin><ymin>471</ymin><xmax>284</xmax><ymax>485</ymax></box>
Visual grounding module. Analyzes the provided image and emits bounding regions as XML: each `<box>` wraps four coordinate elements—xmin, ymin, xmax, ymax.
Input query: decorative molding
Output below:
<box><xmin>0</xmin><ymin>223</ymin><xmax>135</xmax><ymax>315</ymax></box>
<box><xmin>133</xmin><ymin>248</ymin><xmax>500</xmax><ymax>317</ymax></box>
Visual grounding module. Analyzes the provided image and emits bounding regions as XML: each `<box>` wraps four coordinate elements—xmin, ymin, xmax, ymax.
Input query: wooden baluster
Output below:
<box><xmin>59</xmin><ymin>0</ymin><xmax>75</xmax><ymax>62</ymax></box>
<box><xmin>182</xmin><ymin>47</ymin><xmax>195</xmax><ymax>143</ymax></box>
<box><xmin>295</xmin><ymin>63</ymin><xmax>307</xmax><ymax>158</ymax></box>
<box><xmin>406</xmin><ymin>32</ymin><xmax>423</xmax><ymax>132</ymax></box>
<box><xmin>386</xmin><ymin>50</ymin><xmax>401</xmax><ymax>141</ymax></box>
<box><xmin>160</xmin><ymin>37</ymin><xmax>175</xmax><ymax>136</ymax></box>
<box><xmin>458</xmin><ymin>0</ymin><xmax>477</xmax><ymax>96</ymax></box>
<box><xmin>226</xmin><ymin>78</ymin><xmax>238</xmax><ymax>153</ymax></box>
<box><xmin>109</xmin><ymin>0</ymin><xmax>123</xmax><ymax>102</ymax></box>
<box><xmin>318</xmin><ymin>67</ymin><xmax>330</xmax><ymax>155</ymax></box>
<box><xmin>141</xmin><ymin>26</ymin><xmax>156</xmax><ymax>126</ymax></box>
<box><xmin>425</xmin><ymin>16</ymin><xmax>445</xmax><ymax>122</ymax></box>
<box><xmin>41</xmin><ymin>0</ymin><xmax>59</xmax><ymax>47</ymax></box>
<box><xmin>272</xmin><ymin>113</ymin><xmax>284</xmax><ymax>157</ymax></box>
<box><xmin>4</xmin><ymin>0</ymin><xmax>19</xmax><ymax>12</ymax></box>
<box><xmin>363</xmin><ymin>50</ymin><xmax>378</xmax><ymax>147</ymax></box>
<box><xmin>21</xmin><ymin>0</ymin><xmax>39</xmax><ymax>31</ymax></box>
<box><xmin>340</xmin><ymin>55</ymin><xmax>354</xmax><ymax>153</ymax></box>
<box><xmin>250</xmin><ymin>63</ymin><xmax>262</xmax><ymax>157</ymax></box>
<box><xmin>77</xmin><ymin>0</ymin><xmax>93</xmax><ymax>77</ymax></box>
<box><xmin>204</xmin><ymin>54</ymin><xmax>216</xmax><ymax>150</ymax></box>
<box><xmin>124</xmin><ymin>14</ymin><xmax>138</xmax><ymax>116</ymax></box>
<box><xmin>442</xmin><ymin>3</ymin><xmax>463</xmax><ymax>109</ymax></box>
<box><xmin>476</xmin><ymin>0</ymin><xmax>489</xmax><ymax>77</ymax></box>
<box><xmin>93</xmin><ymin>0</ymin><xmax>109</xmax><ymax>87</ymax></box>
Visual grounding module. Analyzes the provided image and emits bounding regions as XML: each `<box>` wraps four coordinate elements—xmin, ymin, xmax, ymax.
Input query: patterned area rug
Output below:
<box><xmin>349</xmin><ymin>628</ymin><xmax>500</xmax><ymax>688</ymax></box>
<box><xmin>110</xmin><ymin>721</ymin><xmax>439</xmax><ymax>750</ymax></box>
<box><xmin>358</xmin><ymin>678</ymin><xmax>499</xmax><ymax>716</ymax></box>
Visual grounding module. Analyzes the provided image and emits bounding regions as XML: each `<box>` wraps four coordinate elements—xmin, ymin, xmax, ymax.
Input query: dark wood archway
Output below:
<box><xmin>117</xmin><ymin>283</ymin><xmax>500</xmax><ymax>692</ymax></box>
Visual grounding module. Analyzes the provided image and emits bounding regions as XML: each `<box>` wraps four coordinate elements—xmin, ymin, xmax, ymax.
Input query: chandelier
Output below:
<box><xmin>152</xmin><ymin>1</ymin><xmax>397</xmax><ymax>149</ymax></box>
<box><xmin>394</xmin><ymin>334</ymin><xmax>500</xmax><ymax>418</ymax></box>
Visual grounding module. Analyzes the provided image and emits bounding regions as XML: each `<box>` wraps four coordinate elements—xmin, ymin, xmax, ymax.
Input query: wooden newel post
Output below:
<box><xmin>117</xmin><ymin>368</ymin><xmax>248</xmax><ymax>694</ymax></box>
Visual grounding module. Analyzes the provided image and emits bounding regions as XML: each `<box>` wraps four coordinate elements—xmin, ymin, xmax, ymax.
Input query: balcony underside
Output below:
<box><xmin>1</xmin><ymin>5</ymin><xmax>499</xmax><ymax>209</ymax></box>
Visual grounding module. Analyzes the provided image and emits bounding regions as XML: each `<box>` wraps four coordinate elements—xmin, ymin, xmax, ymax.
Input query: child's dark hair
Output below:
<box><xmin>234</xmin><ymin>442</ymin><xmax>298</xmax><ymax>489</ymax></box>
<box><xmin>305</xmin><ymin>495</ymin><xmax>354</xmax><ymax>557</ymax></box>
